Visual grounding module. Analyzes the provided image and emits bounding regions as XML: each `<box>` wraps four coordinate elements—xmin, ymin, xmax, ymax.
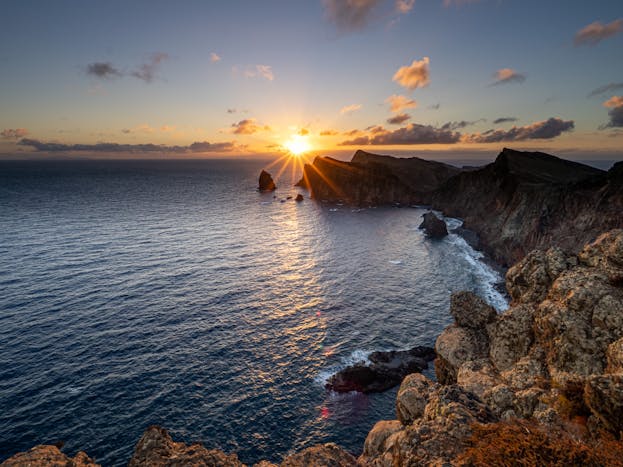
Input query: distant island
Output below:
<box><xmin>4</xmin><ymin>148</ymin><xmax>623</xmax><ymax>466</ymax></box>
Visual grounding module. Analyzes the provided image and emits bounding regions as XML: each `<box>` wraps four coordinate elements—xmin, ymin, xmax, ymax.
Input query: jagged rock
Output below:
<box><xmin>325</xmin><ymin>346</ymin><xmax>435</xmax><ymax>393</ymax></box>
<box><xmin>258</xmin><ymin>170</ymin><xmax>276</xmax><ymax>192</ymax></box>
<box><xmin>128</xmin><ymin>426</ymin><xmax>244</xmax><ymax>467</ymax></box>
<box><xmin>418</xmin><ymin>211</ymin><xmax>448</xmax><ymax>238</ymax></box>
<box><xmin>607</xmin><ymin>338</ymin><xmax>623</xmax><ymax>373</ymax></box>
<box><xmin>578</xmin><ymin>229</ymin><xmax>623</xmax><ymax>283</ymax></box>
<box><xmin>362</xmin><ymin>420</ymin><xmax>402</xmax><ymax>459</ymax></box>
<box><xmin>0</xmin><ymin>446</ymin><xmax>99</xmax><ymax>467</ymax></box>
<box><xmin>450</xmin><ymin>291</ymin><xmax>497</xmax><ymax>329</ymax></box>
<box><xmin>281</xmin><ymin>443</ymin><xmax>356</xmax><ymax>467</ymax></box>
<box><xmin>500</xmin><ymin>353</ymin><xmax>548</xmax><ymax>391</ymax></box>
<box><xmin>482</xmin><ymin>384</ymin><xmax>515</xmax><ymax>417</ymax></box>
<box><xmin>294</xmin><ymin>194</ymin><xmax>303</xmax><ymax>202</ymax></box>
<box><xmin>435</xmin><ymin>325</ymin><xmax>488</xmax><ymax>384</ymax></box>
<box><xmin>584</xmin><ymin>374</ymin><xmax>623</xmax><ymax>435</ymax></box>
<box><xmin>487</xmin><ymin>304</ymin><xmax>535</xmax><ymax>371</ymax></box>
<box><xmin>395</xmin><ymin>373</ymin><xmax>439</xmax><ymax>425</ymax></box>
<box><xmin>513</xmin><ymin>387</ymin><xmax>545</xmax><ymax>418</ymax></box>
<box><xmin>456</xmin><ymin>359</ymin><xmax>500</xmax><ymax>399</ymax></box>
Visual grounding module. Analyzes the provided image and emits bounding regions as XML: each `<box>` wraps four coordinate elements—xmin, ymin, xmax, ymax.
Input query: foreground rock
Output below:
<box><xmin>1</xmin><ymin>445</ymin><xmax>99</xmax><ymax>467</ymax></box>
<box><xmin>418</xmin><ymin>211</ymin><xmax>448</xmax><ymax>238</ymax></box>
<box><xmin>258</xmin><ymin>170</ymin><xmax>276</xmax><ymax>192</ymax></box>
<box><xmin>325</xmin><ymin>346</ymin><xmax>435</xmax><ymax>393</ymax></box>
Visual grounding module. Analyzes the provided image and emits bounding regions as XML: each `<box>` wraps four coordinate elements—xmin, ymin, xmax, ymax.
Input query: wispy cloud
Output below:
<box><xmin>385</xmin><ymin>94</ymin><xmax>417</xmax><ymax>113</ymax></box>
<box><xmin>322</xmin><ymin>0</ymin><xmax>383</xmax><ymax>32</ymax></box>
<box><xmin>18</xmin><ymin>138</ymin><xmax>239</xmax><ymax>153</ymax></box>
<box><xmin>493</xmin><ymin>117</ymin><xmax>518</xmax><ymax>125</ymax></box>
<box><xmin>574</xmin><ymin>19</ymin><xmax>623</xmax><ymax>46</ymax></box>
<box><xmin>210</xmin><ymin>52</ymin><xmax>221</xmax><ymax>63</ymax></box>
<box><xmin>395</xmin><ymin>0</ymin><xmax>415</xmax><ymax>14</ymax></box>
<box><xmin>231</xmin><ymin>118</ymin><xmax>271</xmax><ymax>135</ymax></box>
<box><xmin>428</xmin><ymin>103</ymin><xmax>440</xmax><ymax>110</ymax></box>
<box><xmin>441</xmin><ymin>120</ymin><xmax>482</xmax><ymax>130</ymax></box>
<box><xmin>588</xmin><ymin>82</ymin><xmax>623</xmax><ymax>97</ymax></box>
<box><xmin>1</xmin><ymin>128</ymin><xmax>29</xmax><ymax>139</ymax></box>
<box><xmin>86</xmin><ymin>62</ymin><xmax>122</xmax><ymax>79</ymax></box>
<box><xmin>387</xmin><ymin>113</ymin><xmax>411</xmax><ymax>125</ymax></box>
<box><xmin>393</xmin><ymin>57</ymin><xmax>430</xmax><ymax>91</ymax></box>
<box><xmin>130</xmin><ymin>52</ymin><xmax>169</xmax><ymax>83</ymax></box>
<box><xmin>340</xmin><ymin>103</ymin><xmax>363</xmax><ymax>115</ymax></box>
<box><xmin>466</xmin><ymin>117</ymin><xmax>574</xmax><ymax>142</ymax></box>
<box><xmin>443</xmin><ymin>0</ymin><xmax>480</xmax><ymax>6</ymax></box>
<box><xmin>491</xmin><ymin>68</ymin><xmax>526</xmax><ymax>86</ymax></box>
<box><xmin>320</xmin><ymin>129</ymin><xmax>339</xmax><ymax>136</ymax></box>
<box><xmin>601</xmin><ymin>96</ymin><xmax>623</xmax><ymax>129</ymax></box>
<box><xmin>340</xmin><ymin>122</ymin><xmax>461</xmax><ymax>145</ymax></box>
<box><xmin>237</xmin><ymin>64</ymin><xmax>274</xmax><ymax>81</ymax></box>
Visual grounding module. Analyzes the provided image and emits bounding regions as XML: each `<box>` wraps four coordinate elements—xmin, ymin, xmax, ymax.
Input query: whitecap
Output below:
<box><xmin>388</xmin><ymin>260</ymin><xmax>402</xmax><ymax>265</ymax></box>
<box><xmin>314</xmin><ymin>349</ymin><xmax>371</xmax><ymax>386</ymax></box>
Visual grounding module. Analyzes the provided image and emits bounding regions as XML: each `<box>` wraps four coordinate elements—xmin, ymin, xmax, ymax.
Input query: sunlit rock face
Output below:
<box><xmin>297</xmin><ymin>150</ymin><xmax>461</xmax><ymax>205</ymax></box>
<box><xmin>0</xmin><ymin>445</ymin><xmax>99</xmax><ymax>467</ymax></box>
<box><xmin>432</xmin><ymin>148</ymin><xmax>623</xmax><ymax>267</ymax></box>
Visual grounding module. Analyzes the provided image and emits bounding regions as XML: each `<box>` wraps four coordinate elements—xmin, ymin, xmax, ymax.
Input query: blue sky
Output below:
<box><xmin>0</xmin><ymin>0</ymin><xmax>621</xmax><ymax>159</ymax></box>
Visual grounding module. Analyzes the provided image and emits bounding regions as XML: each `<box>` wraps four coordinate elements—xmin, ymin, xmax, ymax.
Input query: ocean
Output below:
<box><xmin>0</xmin><ymin>158</ymin><xmax>507</xmax><ymax>465</ymax></box>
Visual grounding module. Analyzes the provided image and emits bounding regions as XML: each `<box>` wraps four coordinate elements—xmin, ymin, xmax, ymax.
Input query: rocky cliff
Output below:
<box><xmin>3</xmin><ymin>231</ymin><xmax>623</xmax><ymax>465</ymax></box>
<box><xmin>432</xmin><ymin>148</ymin><xmax>623</xmax><ymax>266</ymax></box>
<box><xmin>296</xmin><ymin>150</ymin><xmax>461</xmax><ymax>205</ymax></box>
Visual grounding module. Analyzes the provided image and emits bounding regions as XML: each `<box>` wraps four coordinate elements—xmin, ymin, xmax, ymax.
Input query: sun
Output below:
<box><xmin>283</xmin><ymin>135</ymin><xmax>311</xmax><ymax>156</ymax></box>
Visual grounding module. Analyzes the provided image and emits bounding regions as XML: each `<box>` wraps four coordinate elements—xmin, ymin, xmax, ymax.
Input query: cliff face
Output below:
<box><xmin>432</xmin><ymin>148</ymin><xmax>623</xmax><ymax>266</ymax></box>
<box><xmin>297</xmin><ymin>150</ymin><xmax>461</xmax><ymax>205</ymax></box>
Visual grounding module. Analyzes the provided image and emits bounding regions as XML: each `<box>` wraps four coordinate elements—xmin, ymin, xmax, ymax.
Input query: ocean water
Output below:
<box><xmin>0</xmin><ymin>159</ymin><xmax>507</xmax><ymax>465</ymax></box>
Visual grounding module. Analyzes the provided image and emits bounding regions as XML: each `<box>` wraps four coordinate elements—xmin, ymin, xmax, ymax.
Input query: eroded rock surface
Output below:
<box><xmin>1</xmin><ymin>445</ymin><xmax>99</xmax><ymax>467</ymax></box>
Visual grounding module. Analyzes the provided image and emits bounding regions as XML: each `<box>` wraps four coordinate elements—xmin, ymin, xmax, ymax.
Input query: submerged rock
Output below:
<box><xmin>325</xmin><ymin>346</ymin><xmax>435</xmax><ymax>393</ymax></box>
<box><xmin>258</xmin><ymin>170</ymin><xmax>276</xmax><ymax>192</ymax></box>
<box><xmin>418</xmin><ymin>211</ymin><xmax>448</xmax><ymax>238</ymax></box>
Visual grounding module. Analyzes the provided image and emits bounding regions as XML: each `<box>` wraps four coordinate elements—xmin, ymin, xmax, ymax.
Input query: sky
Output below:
<box><xmin>0</xmin><ymin>0</ymin><xmax>622</xmax><ymax>160</ymax></box>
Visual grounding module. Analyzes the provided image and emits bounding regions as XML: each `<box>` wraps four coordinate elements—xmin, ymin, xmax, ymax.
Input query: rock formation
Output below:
<box><xmin>325</xmin><ymin>346</ymin><xmax>436</xmax><ymax>393</ymax></box>
<box><xmin>258</xmin><ymin>170</ymin><xmax>276</xmax><ymax>192</ymax></box>
<box><xmin>296</xmin><ymin>150</ymin><xmax>461</xmax><ymax>205</ymax></box>
<box><xmin>418</xmin><ymin>211</ymin><xmax>448</xmax><ymax>238</ymax></box>
<box><xmin>294</xmin><ymin>194</ymin><xmax>303</xmax><ymax>202</ymax></box>
<box><xmin>1</xmin><ymin>445</ymin><xmax>99</xmax><ymax>467</ymax></box>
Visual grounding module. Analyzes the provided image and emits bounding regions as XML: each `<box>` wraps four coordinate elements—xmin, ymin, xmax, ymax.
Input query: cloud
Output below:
<box><xmin>441</xmin><ymin>120</ymin><xmax>482</xmax><ymax>130</ymax></box>
<box><xmin>18</xmin><ymin>138</ymin><xmax>238</xmax><ymax>153</ymax></box>
<box><xmin>393</xmin><ymin>57</ymin><xmax>430</xmax><ymax>91</ymax></box>
<box><xmin>1</xmin><ymin>128</ymin><xmax>29</xmax><ymax>139</ymax></box>
<box><xmin>298</xmin><ymin>128</ymin><xmax>309</xmax><ymax>136</ymax></box>
<box><xmin>227</xmin><ymin>109</ymin><xmax>237</xmax><ymax>114</ymax></box>
<box><xmin>240</xmin><ymin>64</ymin><xmax>274</xmax><ymax>81</ymax></box>
<box><xmin>588</xmin><ymin>82</ymin><xmax>623</xmax><ymax>97</ymax></box>
<box><xmin>395</xmin><ymin>0</ymin><xmax>415</xmax><ymax>14</ymax></box>
<box><xmin>86</xmin><ymin>62</ymin><xmax>122</xmax><ymax>79</ymax></box>
<box><xmin>130</xmin><ymin>52</ymin><xmax>169</xmax><ymax>83</ymax></box>
<box><xmin>322</xmin><ymin>0</ymin><xmax>383</xmax><ymax>32</ymax></box>
<box><xmin>428</xmin><ymin>103</ymin><xmax>440</xmax><ymax>110</ymax></box>
<box><xmin>340</xmin><ymin>103</ymin><xmax>363</xmax><ymax>115</ymax></box>
<box><xmin>467</xmin><ymin>117</ymin><xmax>574</xmax><ymax>142</ymax></box>
<box><xmin>443</xmin><ymin>0</ymin><xmax>480</xmax><ymax>6</ymax></box>
<box><xmin>320</xmin><ymin>129</ymin><xmax>339</xmax><ymax>136</ymax></box>
<box><xmin>385</xmin><ymin>94</ymin><xmax>417</xmax><ymax>113</ymax></box>
<box><xmin>574</xmin><ymin>19</ymin><xmax>623</xmax><ymax>46</ymax></box>
<box><xmin>493</xmin><ymin>117</ymin><xmax>518</xmax><ymax>125</ymax></box>
<box><xmin>602</xmin><ymin>96</ymin><xmax>623</xmax><ymax>128</ymax></box>
<box><xmin>387</xmin><ymin>113</ymin><xmax>411</xmax><ymax>125</ymax></box>
<box><xmin>491</xmin><ymin>68</ymin><xmax>526</xmax><ymax>86</ymax></box>
<box><xmin>231</xmin><ymin>118</ymin><xmax>271</xmax><ymax>135</ymax></box>
<box><xmin>340</xmin><ymin>123</ymin><xmax>461</xmax><ymax>145</ymax></box>
<box><xmin>210</xmin><ymin>52</ymin><xmax>221</xmax><ymax>63</ymax></box>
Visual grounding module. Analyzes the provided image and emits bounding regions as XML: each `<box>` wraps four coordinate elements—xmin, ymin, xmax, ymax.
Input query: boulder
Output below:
<box><xmin>128</xmin><ymin>426</ymin><xmax>244</xmax><ymax>467</ymax></box>
<box><xmin>281</xmin><ymin>443</ymin><xmax>357</xmax><ymax>467</ymax></box>
<box><xmin>418</xmin><ymin>211</ymin><xmax>448</xmax><ymax>238</ymax></box>
<box><xmin>396</xmin><ymin>373</ymin><xmax>439</xmax><ymax>425</ymax></box>
<box><xmin>434</xmin><ymin>325</ymin><xmax>488</xmax><ymax>384</ymax></box>
<box><xmin>258</xmin><ymin>170</ymin><xmax>276</xmax><ymax>191</ymax></box>
<box><xmin>487</xmin><ymin>304</ymin><xmax>535</xmax><ymax>371</ymax></box>
<box><xmin>325</xmin><ymin>346</ymin><xmax>435</xmax><ymax>393</ymax></box>
<box><xmin>450</xmin><ymin>291</ymin><xmax>497</xmax><ymax>329</ymax></box>
<box><xmin>362</xmin><ymin>420</ymin><xmax>403</xmax><ymax>458</ymax></box>
<box><xmin>1</xmin><ymin>446</ymin><xmax>99</xmax><ymax>467</ymax></box>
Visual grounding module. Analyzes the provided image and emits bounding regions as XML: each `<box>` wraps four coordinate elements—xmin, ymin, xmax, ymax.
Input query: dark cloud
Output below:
<box><xmin>440</xmin><ymin>120</ymin><xmax>483</xmax><ymax>131</ymax></box>
<box><xmin>588</xmin><ymin>82</ymin><xmax>623</xmax><ymax>97</ymax></box>
<box><xmin>231</xmin><ymin>118</ymin><xmax>271</xmax><ymax>135</ymax></box>
<box><xmin>86</xmin><ymin>62</ymin><xmax>122</xmax><ymax>79</ymax></box>
<box><xmin>130</xmin><ymin>52</ymin><xmax>169</xmax><ymax>83</ymax></box>
<box><xmin>387</xmin><ymin>113</ymin><xmax>411</xmax><ymax>125</ymax></box>
<box><xmin>320</xmin><ymin>130</ymin><xmax>339</xmax><ymax>136</ymax></box>
<box><xmin>322</xmin><ymin>0</ymin><xmax>383</xmax><ymax>32</ymax></box>
<box><xmin>18</xmin><ymin>138</ymin><xmax>237</xmax><ymax>153</ymax></box>
<box><xmin>1</xmin><ymin>128</ymin><xmax>29</xmax><ymax>139</ymax></box>
<box><xmin>340</xmin><ymin>123</ymin><xmax>461</xmax><ymax>145</ymax></box>
<box><xmin>493</xmin><ymin>117</ymin><xmax>518</xmax><ymax>125</ymax></box>
<box><xmin>428</xmin><ymin>103</ymin><xmax>440</xmax><ymax>110</ymax></box>
<box><xmin>601</xmin><ymin>96</ymin><xmax>623</xmax><ymax>129</ymax></box>
<box><xmin>467</xmin><ymin>118</ymin><xmax>574</xmax><ymax>142</ymax></box>
<box><xmin>574</xmin><ymin>19</ymin><xmax>623</xmax><ymax>46</ymax></box>
<box><xmin>227</xmin><ymin>108</ymin><xmax>237</xmax><ymax>114</ymax></box>
<box><xmin>491</xmin><ymin>68</ymin><xmax>526</xmax><ymax>86</ymax></box>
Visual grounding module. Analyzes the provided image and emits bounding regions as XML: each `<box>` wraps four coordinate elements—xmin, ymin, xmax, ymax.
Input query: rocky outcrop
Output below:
<box><xmin>296</xmin><ymin>150</ymin><xmax>461</xmax><ymax>205</ymax></box>
<box><xmin>258</xmin><ymin>170</ymin><xmax>276</xmax><ymax>192</ymax></box>
<box><xmin>325</xmin><ymin>346</ymin><xmax>435</xmax><ymax>393</ymax></box>
<box><xmin>432</xmin><ymin>148</ymin><xmax>623</xmax><ymax>266</ymax></box>
<box><xmin>294</xmin><ymin>194</ymin><xmax>303</xmax><ymax>202</ymax></box>
<box><xmin>418</xmin><ymin>211</ymin><xmax>448</xmax><ymax>238</ymax></box>
<box><xmin>1</xmin><ymin>445</ymin><xmax>99</xmax><ymax>467</ymax></box>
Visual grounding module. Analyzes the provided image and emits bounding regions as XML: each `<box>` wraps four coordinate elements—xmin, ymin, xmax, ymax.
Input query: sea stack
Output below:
<box><xmin>258</xmin><ymin>170</ymin><xmax>276</xmax><ymax>192</ymax></box>
<box><xmin>419</xmin><ymin>211</ymin><xmax>448</xmax><ymax>238</ymax></box>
